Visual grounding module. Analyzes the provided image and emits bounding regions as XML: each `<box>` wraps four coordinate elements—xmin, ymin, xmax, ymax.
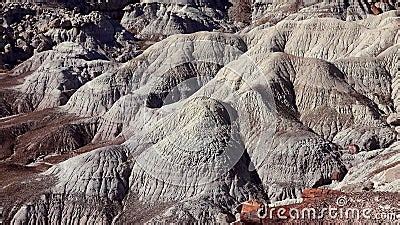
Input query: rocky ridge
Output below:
<box><xmin>121</xmin><ymin>2</ymin><xmax>237</xmax><ymax>40</ymax></box>
<box><xmin>0</xmin><ymin>4</ymin><xmax>139</xmax><ymax>70</ymax></box>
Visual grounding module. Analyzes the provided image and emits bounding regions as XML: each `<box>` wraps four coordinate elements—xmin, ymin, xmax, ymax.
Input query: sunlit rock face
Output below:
<box><xmin>121</xmin><ymin>2</ymin><xmax>236</xmax><ymax>40</ymax></box>
<box><xmin>252</xmin><ymin>0</ymin><xmax>397</xmax><ymax>22</ymax></box>
<box><xmin>140</xmin><ymin>0</ymin><xmax>231</xmax><ymax>8</ymax></box>
<box><xmin>0</xmin><ymin>1</ymin><xmax>399</xmax><ymax>224</ymax></box>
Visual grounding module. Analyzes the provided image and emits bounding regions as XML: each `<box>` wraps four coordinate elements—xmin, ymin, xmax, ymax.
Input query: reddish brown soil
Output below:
<box><xmin>0</xmin><ymin>70</ymin><xmax>33</xmax><ymax>88</ymax></box>
<box><xmin>0</xmin><ymin>162</ymin><xmax>55</xmax><ymax>223</ymax></box>
<box><xmin>0</xmin><ymin>108</ymin><xmax>94</xmax><ymax>163</ymax></box>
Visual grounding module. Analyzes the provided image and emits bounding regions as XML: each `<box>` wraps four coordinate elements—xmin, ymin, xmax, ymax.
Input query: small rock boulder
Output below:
<box><xmin>60</xmin><ymin>19</ymin><xmax>72</xmax><ymax>29</ymax></box>
<box><xmin>50</xmin><ymin>18</ymin><xmax>61</xmax><ymax>28</ymax></box>
<box><xmin>347</xmin><ymin>144</ymin><xmax>360</xmax><ymax>155</ymax></box>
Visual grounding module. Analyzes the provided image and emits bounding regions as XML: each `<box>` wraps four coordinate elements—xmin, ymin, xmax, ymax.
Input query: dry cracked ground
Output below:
<box><xmin>0</xmin><ymin>0</ymin><xmax>399</xmax><ymax>224</ymax></box>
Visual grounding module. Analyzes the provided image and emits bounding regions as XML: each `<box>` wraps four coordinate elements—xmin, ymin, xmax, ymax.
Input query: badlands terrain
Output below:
<box><xmin>0</xmin><ymin>0</ymin><xmax>399</xmax><ymax>224</ymax></box>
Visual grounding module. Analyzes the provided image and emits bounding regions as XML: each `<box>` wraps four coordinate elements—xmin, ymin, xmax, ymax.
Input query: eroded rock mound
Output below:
<box><xmin>121</xmin><ymin>2</ymin><xmax>236</xmax><ymax>40</ymax></box>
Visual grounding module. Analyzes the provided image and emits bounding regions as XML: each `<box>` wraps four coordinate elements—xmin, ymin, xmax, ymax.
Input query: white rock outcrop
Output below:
<box><xmin>121</xmin><ymin>3</ymin><xmax>236</xmax><ymax>40</ymax></box>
